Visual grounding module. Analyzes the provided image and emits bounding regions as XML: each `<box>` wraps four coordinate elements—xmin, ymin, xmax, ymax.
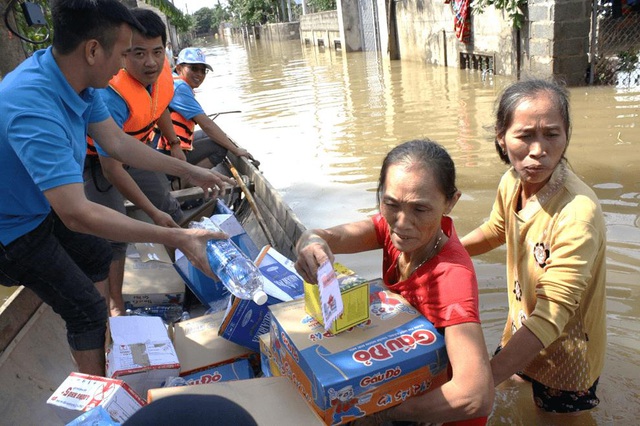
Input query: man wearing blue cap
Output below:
<box><xmin>153</xmin><ymin>47</ymin><xmax>255</xmax><ymax>172</ymax></box>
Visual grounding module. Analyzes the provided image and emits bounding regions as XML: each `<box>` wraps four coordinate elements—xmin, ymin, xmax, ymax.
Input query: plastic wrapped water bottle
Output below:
<box><xmin>189</xmin><ymin>217</ymin><xmax>268</xmax><ymax>305</ymax></box>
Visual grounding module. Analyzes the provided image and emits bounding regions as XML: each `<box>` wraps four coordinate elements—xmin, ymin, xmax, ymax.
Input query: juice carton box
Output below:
<box><xmin>218</xmin><ymin>245</ymin><xmax>304</xmax><ymax>351</ymax></box>
<box><xmin>106</xmin><ymin>316</ymin><xmax>180</xmax><ymax>398</ymax></box>
<box><xmin>47</xmin><ymin>372</ymin><xmax>145</xmax><ymax>424</ymax></box>
<box><xmin>269</xmin><ymin>280</ymin><xmax>449</xmax><ymax>425</ymax></box>
<box><xmin>304</xmin><ymin>263</ymin><xmax>370</xmax><ymax>334</ymax></box>
<box><xmin>174</xmin><ymin>213</ymin><xmax>260</xmax><ymax>307</ymax></box>
<box><xmin>172</xmin><ymin>311</ymin><xmax>256</xmax><ymax>377</ymax></box>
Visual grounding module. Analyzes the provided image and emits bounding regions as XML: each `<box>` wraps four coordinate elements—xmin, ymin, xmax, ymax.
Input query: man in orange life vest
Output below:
<box><xmin>152</xmin><ymin>48</ymin><xmax>255</xmax><ymax>173</ymax></box>
<box><xmin>84</xmin><ymin>8</ymin><xmax>186</xmax><ymax>316</ymax></box>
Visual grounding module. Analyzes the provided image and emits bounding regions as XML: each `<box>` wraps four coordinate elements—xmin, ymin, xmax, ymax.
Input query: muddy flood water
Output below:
<box><xmin>195</xmin><ymin>36</ymin><xmax>639</xmax><ymax>425</ymax></box>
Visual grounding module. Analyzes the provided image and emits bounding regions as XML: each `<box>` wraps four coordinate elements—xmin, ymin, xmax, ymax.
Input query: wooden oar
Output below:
<box><xmin>224</xmin><ymin>157</ymin><xmax>276</xmax><ymax>247</ymax></box>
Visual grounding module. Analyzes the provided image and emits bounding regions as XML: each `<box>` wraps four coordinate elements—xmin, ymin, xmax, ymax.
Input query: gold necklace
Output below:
<box><xmin>397</xmin><ymin>231</ymin><xmax>443</xmax><ymax>279</ymax></box>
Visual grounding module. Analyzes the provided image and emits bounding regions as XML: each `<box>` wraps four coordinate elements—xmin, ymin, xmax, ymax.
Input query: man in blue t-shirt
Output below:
<box><xmin>0</xmin><ymin>0</ymin><xmax>230</xmax><ymax>376</ymax></box>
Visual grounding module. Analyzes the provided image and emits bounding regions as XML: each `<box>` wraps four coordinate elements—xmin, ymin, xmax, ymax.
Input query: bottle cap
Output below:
<box><xmin>253</xmin><ymin>290</ymin><xmax>268</xmax><ymax>305</ymax></box>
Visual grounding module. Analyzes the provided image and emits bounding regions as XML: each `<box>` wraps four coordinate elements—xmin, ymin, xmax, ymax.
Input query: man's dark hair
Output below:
<box><xmin>131</xmin><ymin>8</ymin><xmax>167</xmax><ymax>47</ymax></box>
<box><xmin>51</xmin><ymin>0</ymin><xmax>144</xmax><ymax>55</ymax></box>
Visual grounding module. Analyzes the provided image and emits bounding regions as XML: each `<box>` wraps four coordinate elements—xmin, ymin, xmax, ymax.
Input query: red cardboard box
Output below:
<box><xmin>269</xmin><ymin>280</ymin><xmax>449</xmax><ymax>425</ymax></box>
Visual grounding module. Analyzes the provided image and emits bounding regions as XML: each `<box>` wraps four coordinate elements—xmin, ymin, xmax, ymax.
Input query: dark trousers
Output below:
<box><xmin>0</xmin><ymin>212</ymin><xmax>110</xmax><ymax>351</ymax></box>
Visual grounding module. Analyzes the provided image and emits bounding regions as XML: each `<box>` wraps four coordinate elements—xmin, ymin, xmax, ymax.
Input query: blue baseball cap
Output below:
<box><xmin>177</xmin><ymin>48</ymin><xmax>213</xmax><ymax>71</ymax></box>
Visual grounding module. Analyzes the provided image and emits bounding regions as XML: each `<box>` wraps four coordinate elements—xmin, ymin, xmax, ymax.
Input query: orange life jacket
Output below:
<box><xmin>86</xmin><ymin>59</ymin><xmax>174</xmax><ymax>156</ymax></box>
<box><xmin>153</xmin><ymin>77</ymin><xmax>196</xmax><ymax>152</ymax></box>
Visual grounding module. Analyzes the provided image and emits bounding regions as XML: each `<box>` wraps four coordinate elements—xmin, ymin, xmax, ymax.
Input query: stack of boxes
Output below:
<box><xmin>48</xmin><ymin>213</ymin><xmax>450</xmax><ymax>425</ymax></box>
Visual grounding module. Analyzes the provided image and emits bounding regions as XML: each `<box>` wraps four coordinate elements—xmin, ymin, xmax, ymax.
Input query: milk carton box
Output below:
<box><xmin>218</xmin><ymin>245</ymin><xmax>304</xmax><ymax>351</ymax></box>
<box><xmin>106</xmin><ymin>316</ymin><xmax>180</xmax><ymax>398</ymax></box>
<box><xmin>47</xmin><ymin>372</ymin><xmax>145</xmax><ymax>423</ymax></box>
<box><xmin>174</xmin><ymin>213</ymin><xmax>260</xmax><ymax>307</ymax></box>
<box><xmin>269</xmin><ymin>280</ymin><xmax>449</xmax><ymax>425</ymax></box>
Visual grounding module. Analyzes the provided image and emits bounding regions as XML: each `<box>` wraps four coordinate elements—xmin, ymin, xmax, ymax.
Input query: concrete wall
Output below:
<box><xmin>394</xmin><ymin>2</ymin><xmax>515</xmax><ymax>75</ymax></box>
<box><xmin>392</xmin><ymin>0</ymin><xmax>592</xmax><ymax>85</ymax></box>
<box><xmin>293</xmin><ymin>0</ymin><xmax>593</xmax><ymax>85</ymax></box>
<box><xmin>527</xmin><ymin>0</ymin><xmax>591</xmax><ymax>85</ymax></box>
<box><xmin>338</xmin><ymin>0</ymin><xmax>364</xmax><ymax>52</ymax></box>
<box><xmin>261</xmin><ymin>22</ymin><xmax>301</xmax><ymax>42</ymax></box>
<box><xmin>300</xmin><ymin>11</ymin><xmax>341</xmax><ymax>49</ymax></box>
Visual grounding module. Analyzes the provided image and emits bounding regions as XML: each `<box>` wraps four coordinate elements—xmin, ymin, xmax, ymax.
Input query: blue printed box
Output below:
<box><xmin>218</xmin><ymin>246</ymin><xmax>305</xmax><ymax>352</ymax></box>
<box><xmin>181</xmin><ymin>359</ymin><xmax>254</xmax><ymax>385</ymax></box>
<box><xmin>174</xmin><ymin>213</ymin><xmax>259</xmax><ymax>307</ymax></box>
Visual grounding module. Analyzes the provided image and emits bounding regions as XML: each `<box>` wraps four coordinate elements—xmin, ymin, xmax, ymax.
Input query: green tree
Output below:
<box><xmin>193</xmin><ymin>7</ymin><xmax>216</xmax><ymax>35</ymax></box>
<box><xmin>212</xmin><ymin>2</ymin><xmax>231</xmax><ymax>34</ymax></box>
<box><xmin>471</xmin><ymin>0</ymin><xmax>527</xmax><ymax>29</ymax></box>
<box><xmin>306</xmin><ymin>0</ymin><xmax>336</xmax><ymax>12</ymax></box>
<box><xmin>227</xmin><ymin>0</ymin><xmax>279</xmax><ymax>26</ymax></box>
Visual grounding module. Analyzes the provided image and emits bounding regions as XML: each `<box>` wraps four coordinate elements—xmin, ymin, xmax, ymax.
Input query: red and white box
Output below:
<box><xmin>47</xmin><ymin>372</ymin><xmax>145</xmax><ymax>424</ymax></box>
<box><xmin>106</xmin><ymin>316</ymin><xmax>180</xmax><ymax>398</ymax></box>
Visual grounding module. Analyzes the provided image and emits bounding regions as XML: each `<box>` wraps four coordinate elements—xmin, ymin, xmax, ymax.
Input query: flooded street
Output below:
<box><xmin>1</xmin><ymin>33</ymin><xmax>637</xmax><ymax>424</ymax></box>
<box><xmin>197</xmin><ymin>36</ymin><xmax>640</xmax><ymax>424</ymax></box>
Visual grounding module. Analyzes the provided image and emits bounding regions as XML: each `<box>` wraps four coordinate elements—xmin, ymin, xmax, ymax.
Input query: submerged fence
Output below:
<box><xmin>590</xmin><ymin>1</ymin><xmax>640</xmax><ymax>86</ymax></box>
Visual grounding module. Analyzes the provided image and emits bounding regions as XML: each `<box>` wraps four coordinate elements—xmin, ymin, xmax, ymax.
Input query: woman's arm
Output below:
<box><xmin>490</xmin><ymin>325</ymin><xmax>544</xmax><ymax>386</ymax></box>
<box><xmin>295</xmin><ymin>219</ymin><xmax>380</xmax><ymax>283</ymax></box>
<box><xmin>460</xmin><ymin>227</ymin><xmax>494</xmax><ymax>256</ymax></box>
<box><xmin>384</xmin><ymin>322</ymin><xmax>494</xmax><ymax>423</ymax></box>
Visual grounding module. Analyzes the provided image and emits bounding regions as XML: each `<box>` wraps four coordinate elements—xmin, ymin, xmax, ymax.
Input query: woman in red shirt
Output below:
<box><xmin>295</xmin><ymin>139</ymin><xmax>493</xmax><ymax>425</ymax></box>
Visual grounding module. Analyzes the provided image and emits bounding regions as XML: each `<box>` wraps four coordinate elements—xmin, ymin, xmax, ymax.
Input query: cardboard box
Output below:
<box><xmin>218</xmin><ymin>246</ymin><xmax>305</xmax><ymax>352</ymax></box>
<box><xmin>123</xmin><ymin>243</ymin><xmax>185</xmax><ymax>309</ymax></box>
<box><xmin>147</xmin><ymin>376</ymin><xmax>325</xmax><ymax>425</ymax></box>
<box><xmin>47</xmin><ymin>372</ymin><xmax>145</xmax><ymax>424</ymax></box>
<box><xmin>106</xmin><ymin>316</ymin><xmax>180</xmax><ymax>398</ymax></box>
<box><xmin>304</xmin><ymin>263</ymin><xmax>370</xmax><ymax>334</ymax></box>
<box><xmin>181</xmin><ymin>358</ymin><xmax>255</xmax><ymax>385</ymax></box>
<box><xmin>270</xmin><ymin>280</ymin><xmax>450</xmax><ymax>425</ymax></box>
<box><xmin>174</xmin><ymin>214</ymin><xmax>260</xmax><ymax>307</ymax></box>
<box><xmin>172</xmin><ymin>311</ymin><xmax>256</xmax><ymax>377</ymax></box>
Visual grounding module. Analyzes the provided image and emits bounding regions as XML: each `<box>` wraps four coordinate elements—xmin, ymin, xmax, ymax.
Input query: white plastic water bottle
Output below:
<box><xmin>189</xmin><ymin>217</ymin><xmax>268</xmax><ymax>305</ymax></box>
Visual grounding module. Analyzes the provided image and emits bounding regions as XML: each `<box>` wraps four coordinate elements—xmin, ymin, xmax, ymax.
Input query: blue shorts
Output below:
<box><xmin>494</xmin><ymin>346</ymin><xmax>600</xmax><ymax>413</ymax></box>
<box><xmin>0</xmin><ymin>212</ymin><xmax>110</xmax><ymax>351</ymax></box>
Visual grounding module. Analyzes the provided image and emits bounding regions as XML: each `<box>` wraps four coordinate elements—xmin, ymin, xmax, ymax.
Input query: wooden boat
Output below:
<box><xmin>0</xmin><ymin>153</ymin><xmax>307</xmax><ymax>425</ymax></box>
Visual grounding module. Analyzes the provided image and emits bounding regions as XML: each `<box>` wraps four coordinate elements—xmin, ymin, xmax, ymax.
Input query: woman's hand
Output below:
<box><xmin>294</xmin><ymin>231</ymin><xmax>335</xmax><ymax>284</ymax></box>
